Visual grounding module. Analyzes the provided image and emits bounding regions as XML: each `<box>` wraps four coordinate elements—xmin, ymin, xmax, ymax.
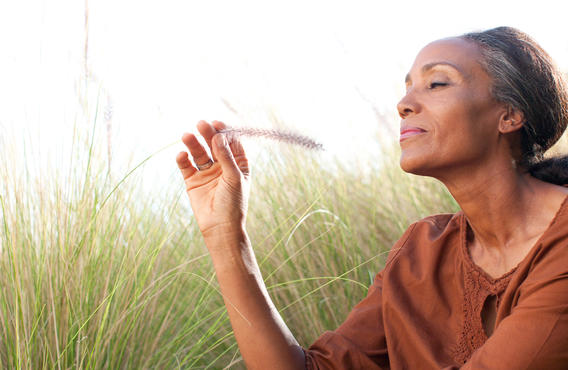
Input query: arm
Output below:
<box><xmin>303</xmin><ymin>223</ymin><xmax>418</xmax><ymax>369</ymax></box>
<box><xmin>304</xmin><ymin>269</ymin><xmax>389</xmax><ymax>369</ymax></box>
<box><xmin>176</xmin><ymin>121</ymin><xmax>305</xmax><ymax>370</ymax></box>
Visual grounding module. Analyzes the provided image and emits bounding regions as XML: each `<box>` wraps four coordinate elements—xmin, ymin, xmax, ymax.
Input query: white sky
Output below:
<box><xmin>1</xmin><ymin>0</ymin><xmax>568</xmax><ymax>188</ymax></box>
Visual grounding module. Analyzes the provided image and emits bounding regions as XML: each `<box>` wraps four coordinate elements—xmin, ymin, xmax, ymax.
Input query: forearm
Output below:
<box><xmin>204</xmin><ymin>225</ymin><xmax>305</xmax><ymax>370</ymax></box>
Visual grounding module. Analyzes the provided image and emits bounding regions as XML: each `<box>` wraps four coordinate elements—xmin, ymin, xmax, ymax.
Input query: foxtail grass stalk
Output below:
<box><xmin>219</xmin><ymin>127</ymin><xmax>324</xmax><ymax>151</ymax></box>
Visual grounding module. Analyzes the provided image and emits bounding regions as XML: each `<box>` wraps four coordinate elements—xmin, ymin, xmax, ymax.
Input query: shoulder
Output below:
<box><xmin>523</xmin><ymin>196</ymin><xmax>568</xmax><ymax>281</ymax></box>
<box><xmin>385</xmin><ymin>212</ymin><xmax>463</xmax><ymax>268</ymax></box>
<box><xmin>416</xmin><ymin>213</ymin><xmax>458</xmax><ymax>231</ymax></box>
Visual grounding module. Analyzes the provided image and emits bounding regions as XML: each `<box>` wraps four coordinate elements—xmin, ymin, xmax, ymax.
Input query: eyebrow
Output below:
<box><xmin>404</xmin><ymin>61</ymin><xmax>463</xmax><ymax>84</ymax></box>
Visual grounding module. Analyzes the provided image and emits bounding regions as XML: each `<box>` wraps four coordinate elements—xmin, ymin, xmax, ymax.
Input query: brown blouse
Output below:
<box><xmin>304</xmin><ymin>196</ymin><xmax>568</xmax><ymax>369</ymax></box>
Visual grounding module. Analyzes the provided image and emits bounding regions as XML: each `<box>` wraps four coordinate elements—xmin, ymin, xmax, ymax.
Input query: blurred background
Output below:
<box><xmin>2</xmin><ymin>1</ymin><xmax>568</xmax><ymax>367</ymax></box>
<box><xmin>1</xmin><ymin>0</ymin><xmax>567</xmax><ymax>188</ymax></box>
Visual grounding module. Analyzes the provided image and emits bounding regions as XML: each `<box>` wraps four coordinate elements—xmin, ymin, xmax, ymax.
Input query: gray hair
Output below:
<box><xmin>460</xmin><ymin>27</ymin><xmax>568</xmax><ymax>184</ymax></box>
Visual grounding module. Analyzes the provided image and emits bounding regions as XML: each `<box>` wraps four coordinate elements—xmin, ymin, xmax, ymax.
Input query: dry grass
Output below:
<box><xmin>0</xmin><ymin>116</ymin><xmax>458</xmax><ymax>368</ymax></box>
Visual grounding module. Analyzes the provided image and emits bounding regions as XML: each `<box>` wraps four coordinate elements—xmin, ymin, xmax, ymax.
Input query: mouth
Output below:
<box><xmin>400</xmin><ymin>126</ymin><xmax>427</xmax><ymax>142</ymax></box>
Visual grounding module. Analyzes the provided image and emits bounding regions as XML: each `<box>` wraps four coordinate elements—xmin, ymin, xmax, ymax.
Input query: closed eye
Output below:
<box><xmin>428</xmin><ymin>82</ymin><xmax>448</xmax><ymax>89</ymax></box>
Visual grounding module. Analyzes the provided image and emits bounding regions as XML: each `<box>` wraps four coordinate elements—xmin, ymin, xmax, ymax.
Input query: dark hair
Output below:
<box><xmin>460</xmin><ymin>27</ymin><xmax>568</xmax><ymax>185</ymax></box>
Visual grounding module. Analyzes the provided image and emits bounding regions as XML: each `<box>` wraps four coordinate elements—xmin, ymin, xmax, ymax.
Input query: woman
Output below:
<box><xmin>175</xmin><ymin>27</ymin><xmax>568</xmax><ymax>369</ymax></box>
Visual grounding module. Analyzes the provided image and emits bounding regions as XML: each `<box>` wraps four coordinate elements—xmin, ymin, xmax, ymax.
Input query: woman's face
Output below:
<box><xmin>398</xmin><ymin>37</ymin><xmax>507</xmax><ymax>179</ymax></box>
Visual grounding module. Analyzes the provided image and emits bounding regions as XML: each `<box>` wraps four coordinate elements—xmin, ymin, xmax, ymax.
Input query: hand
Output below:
<box><xmin>176</xmin><ymin>120</ymin><xmax>250</xmax><ymax>241</ymax></box>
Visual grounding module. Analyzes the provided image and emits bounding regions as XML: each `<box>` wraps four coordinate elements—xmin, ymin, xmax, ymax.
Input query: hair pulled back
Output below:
<box><xmin>460</xmin><ymin>27</ymin><xmax>568</xmax><ymax>185</ymax></box>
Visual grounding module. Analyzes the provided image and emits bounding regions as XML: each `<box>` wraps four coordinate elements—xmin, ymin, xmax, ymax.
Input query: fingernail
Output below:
<box><xmin>216</xmin><ymin>134</ymin><xmax>227</xmax><ymax>148</ymax></box>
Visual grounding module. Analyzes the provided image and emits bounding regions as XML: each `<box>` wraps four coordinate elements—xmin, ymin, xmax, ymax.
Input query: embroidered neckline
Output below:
<box><xmin>450</xmin><ymin>194</ymin><xmax>568</xmax><ymax>364</ymax></box>
<box><xmin>458</xmin><ymin>193</ymin><xmax>568</xmax><ymax>284</ymax></box>
<box><xmin>459</xmin><ymin>215</ymin><xmax>519</xmax><ymax>286</ymax></box>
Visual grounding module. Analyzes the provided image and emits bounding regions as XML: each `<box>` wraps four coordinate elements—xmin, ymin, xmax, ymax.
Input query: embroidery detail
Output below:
<box><xmin>451</xmin><ymin>267</ymin><xmax>513</xmax><ymax>364</ymax></box>
<box><xmin>450</xmin><ymin>215</ymin><xmax>517</xmax><ymax>365</ymax></box>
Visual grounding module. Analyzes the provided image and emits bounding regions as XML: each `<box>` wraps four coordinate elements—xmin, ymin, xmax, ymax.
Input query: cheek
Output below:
<box><xmin>455</xmin><ymin>98</ymin><xmax>499</xmax><ymax>151</ymax></box>
<box><xmin>399</xmin><ymin>98</ymin><xmax>493</xmax><ymax>175</ymax></box>
<box><xmin>431</xmin><ymin>93</ymin><xmax>492</xmax><ymax>150</ymax></box>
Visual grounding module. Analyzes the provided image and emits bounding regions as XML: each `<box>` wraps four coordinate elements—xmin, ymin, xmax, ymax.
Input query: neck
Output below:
<box><xmin>439</xmin><ymin>163</ymin><xmax>547</xmax><ymax>250</ymax></box>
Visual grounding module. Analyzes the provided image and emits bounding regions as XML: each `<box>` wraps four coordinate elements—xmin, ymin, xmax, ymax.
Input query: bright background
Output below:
<box><xmin>1</xmin><ymin>0</ymin><xmax>567</xmax><ymax>187</ymax></box>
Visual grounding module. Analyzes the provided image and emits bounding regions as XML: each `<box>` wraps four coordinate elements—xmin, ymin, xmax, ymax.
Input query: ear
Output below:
<box><xmin>498</xmin><ymin>105</ymin><xmax>525</xmax><ymax>134</ymax></box>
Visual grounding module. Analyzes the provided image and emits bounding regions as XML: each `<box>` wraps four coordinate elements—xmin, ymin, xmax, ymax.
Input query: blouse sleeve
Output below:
<box><xmin>448</xmin><ymin>271</ymin><xmax>568</xmax><ymax>370</ymax></box>
<box><xmin>302</xmin><ymin>269</ymin><xmax>389</xmax><ymax>370</ymax></box>
<box><xmin>303</xmin><ymin>224</ymin><xmax>416</xmax><ymax>370</ymax></box>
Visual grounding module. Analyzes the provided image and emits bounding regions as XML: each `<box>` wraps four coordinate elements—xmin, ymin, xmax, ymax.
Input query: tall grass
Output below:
<box><xmin>0</xmin><ymin>118</ymin><xmax>458</xmax><ymax>368</ymax></box>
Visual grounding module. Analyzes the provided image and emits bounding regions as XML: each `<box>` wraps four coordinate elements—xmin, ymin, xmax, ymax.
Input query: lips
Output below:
<box><xmin>400</xmin><ymin>126</ymin><xmax>427</xmax><ymax>142</ymax></box>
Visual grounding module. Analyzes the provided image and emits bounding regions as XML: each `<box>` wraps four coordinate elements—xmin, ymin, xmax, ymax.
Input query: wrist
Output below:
<box><xmin>205</xmin><ymin>228</ymin><xmax>257</xmax><ymax>276</ymax></box>
<box><xmin>202</xmin><ymin>222</ymin><xmax>249</xmax><ymax>253</ymax></box>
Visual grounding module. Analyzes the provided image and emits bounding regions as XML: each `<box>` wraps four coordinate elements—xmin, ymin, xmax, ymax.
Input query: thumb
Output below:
<box><xmin>212</xmin><ymin>134</ymin><xmax>240</xmax><ymax>178</ymax></box>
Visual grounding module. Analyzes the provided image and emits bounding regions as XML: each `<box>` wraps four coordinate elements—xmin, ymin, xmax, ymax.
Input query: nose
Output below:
<box><xmin>397</xmin><ymin>91</ymin><xmax>420</xmax><ymax>119</ymax></box>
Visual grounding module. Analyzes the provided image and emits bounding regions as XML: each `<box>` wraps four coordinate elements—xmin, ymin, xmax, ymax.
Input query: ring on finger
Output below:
<box><xmin>196</xmin><ymin>159</ymin><xmax>214</xmax><ymax>171</ymax></box>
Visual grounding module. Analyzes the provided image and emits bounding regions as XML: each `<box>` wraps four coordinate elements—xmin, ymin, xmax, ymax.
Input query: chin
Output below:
<box><xmin>400</xmin><ymin>152</ymin><xmax>421</xmax><ymax>173</ymax></box>
<box><xmin>399</xmin><ymin>152</ymin><xmax>435</xmax><ymax>177</ymax></box>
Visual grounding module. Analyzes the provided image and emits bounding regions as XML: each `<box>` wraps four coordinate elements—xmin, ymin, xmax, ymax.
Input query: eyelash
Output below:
<box><xmin>428</xmin><ymin>82</ymin><xmax>448</xmax><ymax>89</ymax></box>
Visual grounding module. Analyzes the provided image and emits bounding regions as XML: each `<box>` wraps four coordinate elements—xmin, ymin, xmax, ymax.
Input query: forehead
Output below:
<box><xmin>408</xmin><ymin>37</ymin><xmax>486</xmax><ymax>80</ymax></box>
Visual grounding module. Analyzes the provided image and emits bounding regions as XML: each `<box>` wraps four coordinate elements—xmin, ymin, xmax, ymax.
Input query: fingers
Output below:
<box><xmin>181</xmin><ymin>132</ymin><xmax>213</xmax><ymax>169</ymax></box>
<box><xmin>176</xmin><ymin>151</ymin><xmax>197</xmax><ymax>179</ymax></box>
<box><xmin>211</xmin><ymin>120</ymin><xmax>227</xmax><ymax>131</ymax></box>
<box><xmin>212</xmin><ymin>134</ymin><xmax>240</xmax><ymax>179</ymax></box>
<box><xmin>211</xmin><ymin>121</ymin><xmax>249</xmax><ymax>176</ymax></box>
<box><xmin>178</xmin><ymin>120</ymin><xmax>249</xmax><ymax>180</ymax></box>
<box><xmin>228</xmin><ymin>137</ymin><xmax>250</xmax><ymax>176</ymax></box>
<box><xmin>196</xmin><ymin>120</ymin><xmax>219</xmax><ymax>160</ymax></box>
